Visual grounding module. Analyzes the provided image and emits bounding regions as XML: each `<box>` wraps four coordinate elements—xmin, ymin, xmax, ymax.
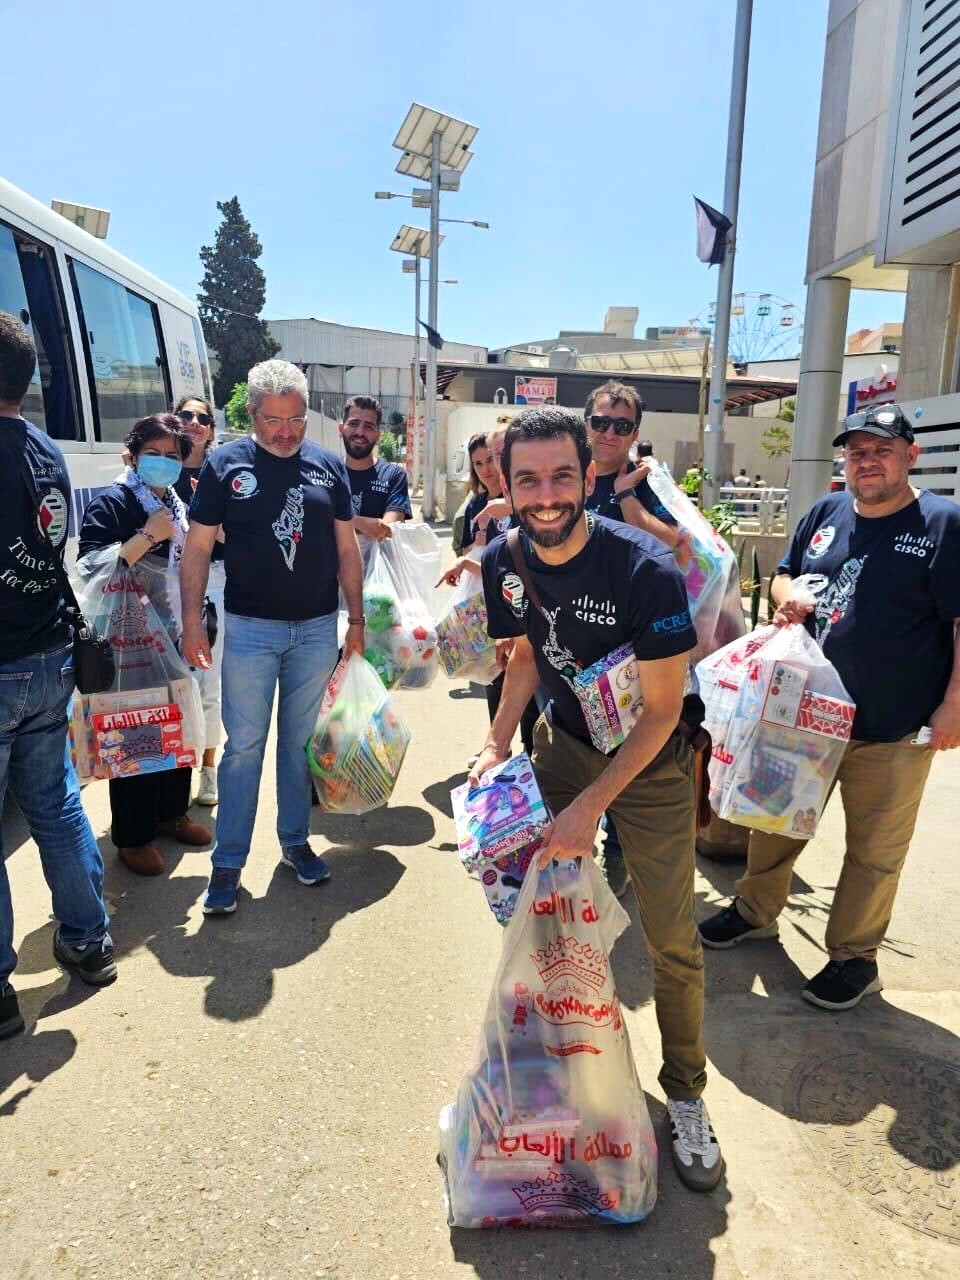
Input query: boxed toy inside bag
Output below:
<box><xmin>696</xmin><ymin>613</ymin><xmax>855</xmax><ymax>840</ymax></box>
<box><xmin>451</xmin><ymin>754</ymin><xmax>551</xmax><ymax>871</ymax></box>
<box><xmin>68</xmin><ymin>548</ymin><xmax>204</xmax><ymax>782</ymax></box>
<box><xmin>306</xmin><ymin>654</ymin><xmax>411</xmax><ymax>815</ymax></box>
<box><xmin>573</xmin><ymin>644</ymin><xmax>643</xmax><ymax>754</ymax></box>
<box><xmin>354</xmin><ymin>527</ymin><xmax>442</xmax><ymax>691</ymax></box>
<box><xmin>435</xmin><ymin>563</ymin><xmax>500</xmax><ymax>684</ymax></box>
<box><xmin>437</xmin><ymin>856</ymin><xmax>658</xmax><ymax>1228</ymax></box>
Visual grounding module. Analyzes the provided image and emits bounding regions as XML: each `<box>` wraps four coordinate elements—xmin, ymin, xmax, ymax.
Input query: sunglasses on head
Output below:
<box><xmin>178</xmin><ymin>409</ymin><xmax>212</xmax><ymax>427</ymax></box>
<box><xmin>588</xmin><ymin>414</ymin><xmax>636</xmax><ymax>437</ymax></box>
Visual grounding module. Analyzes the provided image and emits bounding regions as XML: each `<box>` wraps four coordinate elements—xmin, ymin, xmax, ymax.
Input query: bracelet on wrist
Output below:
<box><xmin>347</xmin><ymin>615</ymin><xmax>366</xmax><ymax>625</ymax></box>
<box><xmin>138</xmin><ymin>527</ymin><xmax>158</xmax><ymax>546</ymax></box>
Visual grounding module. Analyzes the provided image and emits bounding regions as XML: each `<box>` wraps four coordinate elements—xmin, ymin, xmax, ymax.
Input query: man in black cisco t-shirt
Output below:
<box><xmin>0</xmin><ymin>314</ymin><xmax>115</xmax><ymax>1038</ymax></box>
<box><xmin>473</xmin><ymin>406</ymin><xmax>723</xmax><ymax>1193</ymax></box>
<box><xmin>338</xmin><ymin>395</ymin><xmax>412</xmax><ymax>540</ymax></box>
<box><xmin>700</xmin><ymin>403</ymin><xmax>960</xmax><ymax>1010</ymax></box>
<box><xmin>182</xmin><ymin>360</ymin><xmax>365</xmax><ymax>916</ymax></box>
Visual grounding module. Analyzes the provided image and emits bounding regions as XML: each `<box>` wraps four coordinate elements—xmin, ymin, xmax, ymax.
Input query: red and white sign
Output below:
<box><xmin>515</xmin><ymin>376</ymin><xmax>558</xmax><ymax>405</ymax></box>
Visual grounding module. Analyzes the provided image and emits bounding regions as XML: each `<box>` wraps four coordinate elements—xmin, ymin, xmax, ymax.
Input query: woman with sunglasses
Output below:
<box><xmin>173</xmin><ymin>396</ymin><xmax>224</xmax><ymax>807</ymax></box>
<box><xmin>78</xmin><ymin>414</ymin><xmax>212</xmax><ymax>876</ymax></box>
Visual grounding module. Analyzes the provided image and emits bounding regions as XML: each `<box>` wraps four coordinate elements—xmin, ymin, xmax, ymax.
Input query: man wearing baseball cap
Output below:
<box><xmin>699</xmin><ymin>403</ymin><xmax>960</xmax><ymax>1009</ymax></box>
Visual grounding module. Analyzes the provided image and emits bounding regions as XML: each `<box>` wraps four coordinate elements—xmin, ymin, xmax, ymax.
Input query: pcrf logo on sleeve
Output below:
<box><xmin>501</xmin><ymin>572</ymin><xmax>527</xmax><ymax>618</ymax></box>
<box><xmin>38</xmin><ymin>489</ymin><xmax>68</xmax><ymax>547</ymax></box>
<box><xmin>229</xmin><ymin>470</ymin><xmax>258</xmax><ymax>500</ymax></box>
<box><xmin>808</xmin><ymin>525</ymin><xmax>835</xmax><ymax>559</ymax></box>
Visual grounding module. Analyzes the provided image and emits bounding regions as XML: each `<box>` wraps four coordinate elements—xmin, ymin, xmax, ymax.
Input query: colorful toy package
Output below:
<box><xmin>357</xmin><ymin>530</ymin><xmax>441</xmax><ymax>691</ymax></box>
<box><xmin>451</xmin><ymin>754</ymin><xmax>551</xmax><ymax>871</ymax></box>
<box><xmin>437</xmin><ymin>856</ymin><xmax>658</xmax><ymax>1228</ymax></box>
<box><xmin>476</xmin><ymin>840</ymin><xmax>543</xmax><ymax>926</ymax></box>
<box><xmin>435</xmin><ymin>563</ymin><xmax>500</xmax><ymax>684</ymax></box>
<box><xmin>68</xmin><ymin>547</ymin><xmax>204</xmax><ymax>782</ymax></box>
<box><xmin>306</xmin><ymin>654</ymin><xmax>411</xmax><ymax>815</ymax></box>
<box><xmin>644</xmin><ymin>460</ymin><xmax>745</xmax><ymax>660</ymax></box>
<box><xmin>696</xmin><ymin>621</ymin><xmax>855</xmax><ymax>839</ymax></box>
<box><xmin>573</xmin><ymin>643</ymin><xmax>643</xmax><ymax>754</ymax></box>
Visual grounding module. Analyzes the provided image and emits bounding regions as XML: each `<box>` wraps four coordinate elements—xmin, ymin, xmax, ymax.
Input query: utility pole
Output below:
<box><xmin>697</xmin><ymin>332</ymin><xmax>710</xmax><ymax>508</ymax></box>
<box><xmin>703</xmin><ymin>0</ymin><xmax>753</xmax><ymax>506</ymax></box>
<box><xmin>412</xmin><ymin>253</ymin><xmax>422</xmax><ymax>489</ymax></box>
<box><xmin>423</xmin><ymin>130</ymin><xmax>442</xmax><ymax>518</ymax></box>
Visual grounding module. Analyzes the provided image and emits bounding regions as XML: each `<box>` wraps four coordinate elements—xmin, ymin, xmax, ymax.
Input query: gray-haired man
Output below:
<box><xmin>181</xmin><ymin>360</ymin><xmax>365</xmax><ymax>914</ymax></box>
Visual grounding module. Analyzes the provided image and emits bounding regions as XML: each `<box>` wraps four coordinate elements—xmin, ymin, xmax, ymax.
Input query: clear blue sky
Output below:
<box><xmin>4</xmin><ymin>0</ymin><xmax>899</xmax><ymax>352</ymax></box>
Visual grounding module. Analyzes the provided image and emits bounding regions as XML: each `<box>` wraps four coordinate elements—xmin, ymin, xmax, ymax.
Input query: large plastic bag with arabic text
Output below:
<box><xmin>645</xmin><ymin>460</ymin><xmax>744</xmax><ymax>660</ymax></box>
<box><xmin>306</xmin><ymin>653</ymin><xmax>411</xmax><ymax>814</ymax></box>
<box><xmin>67</xmin><ymin>546</ymin><xmax>204</xmax><ymax>782</ymax></box>
<box><xmin>435</xmin><ymin>557</ymin><xmax>500</xmax><ymax>684</ymax></box>
<box><xmin>361</xmin><ymin>538</ymin><xmax>440</xmax><ymax>690</ymax></box>
<box><xmin>437</xmin><ymin>856</ymin><xmax>657</xmax><ymax>1228</ymax></box>
<box><xmin>696</xmin><ymin>612</ymin><xmax>855</xmax><ymax>840</ymax></box>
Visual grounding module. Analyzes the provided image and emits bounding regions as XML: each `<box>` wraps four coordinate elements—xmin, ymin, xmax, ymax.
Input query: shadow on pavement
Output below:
<box><xmin>0</xmin><ymin>1019</ymin><xmax>77</xmax><ymax>1120</ymax></box>
<box><xmin>310</xmin><ymin>804</ymin><xmax>434</xmax><ymax>848</ymax></box>
<box><xmin>695</xmin><ymin>854</ymin><xmax>960</xmax><ymax>1174</ymax></box>
<box><xmin>422</xmin><ymin>773</ymin><xmax>467</xmax><ymax>820</ymax></box>
<box><xmin>449</xmin><ymin>683</ymin><xmax>488</xmax><ymax>701</ymax></box>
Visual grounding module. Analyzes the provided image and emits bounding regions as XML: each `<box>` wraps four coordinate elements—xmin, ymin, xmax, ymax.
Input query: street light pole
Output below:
<box><xmin>703</xmin><ymin>0</ymin><xmax>753</xmax><ymax>507</ymax></box>
<box><xmin>423</xmin><ymin>129</ymin><xmax>442</xmax><ymax>519</ymax></box>
<box><xmin>412</xmin><ymin>253</ymin><xmax>422</xmax><ymax>490</ymax></box>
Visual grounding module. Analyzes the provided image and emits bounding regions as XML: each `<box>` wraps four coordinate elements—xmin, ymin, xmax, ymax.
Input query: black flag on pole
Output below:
<box><xmin>419</xmin><ymin>320</ymin><xmax>444</xmax><ymax>350</ymax></box>
<box><xmin>694</xmin><ymin>197</ymin><xmax>732</xmax><ymax>266</ymax></box>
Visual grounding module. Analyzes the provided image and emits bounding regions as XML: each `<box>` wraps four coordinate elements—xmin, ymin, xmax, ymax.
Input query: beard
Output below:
<box><xmin>343</xmin><ymin>436</ymin><xmax>377</xmax><ymax>459</ymax></box>
<box><xmin>515</xmin><ymin>495</ymin><xmax>585</xmax><ymax>548</ymax></box>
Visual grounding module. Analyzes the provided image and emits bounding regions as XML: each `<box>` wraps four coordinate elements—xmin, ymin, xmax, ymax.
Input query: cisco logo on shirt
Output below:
<box><xmin>303</xmin><ymin>466</ymin><xmax>335</xmax><ymax>488</ymax></box>
<box><xmin>573</xmin><ymin>593</ymin><xmax>616</xmax><ymax>626</ymax></box>
<box><xmin>652</xmin><ymin>609</ymin><xmax>692</xmax><ymax>635</ymax></box>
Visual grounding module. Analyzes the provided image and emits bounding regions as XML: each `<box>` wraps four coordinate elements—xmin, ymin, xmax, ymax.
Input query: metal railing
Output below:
<box><xmin>308</xmin><ymin>390</ymin><xmax>410</xmax><ymax>427</ymax></box>
<box><xmin>718</xmin><ymin>486</ymin><xmax>788</xmax><ymax>534</ymax></box>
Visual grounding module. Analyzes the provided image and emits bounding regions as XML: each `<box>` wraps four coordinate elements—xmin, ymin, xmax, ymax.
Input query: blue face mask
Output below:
<box><xmin>137</xmin><ymin>454</ymin><xmax>182</xmax><ymax>489</ymax></box>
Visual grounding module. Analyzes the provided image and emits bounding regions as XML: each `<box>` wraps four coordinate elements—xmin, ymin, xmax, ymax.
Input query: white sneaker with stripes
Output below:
<box><xmin>667</xmin><ymin>1098</ymin><xmax>723</xmax><ymax>1191</ymax></box>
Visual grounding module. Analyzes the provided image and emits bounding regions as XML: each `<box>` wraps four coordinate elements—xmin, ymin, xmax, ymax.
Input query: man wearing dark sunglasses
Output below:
<box><xmin>338</xmin><ymin>396</ymin><xmax>412</xmax><ymax>541</ymax></box>
<box><xmin>700</xmin><ymin>402</ymin><xmax>960</xmax><ymax>1010</ymax></box>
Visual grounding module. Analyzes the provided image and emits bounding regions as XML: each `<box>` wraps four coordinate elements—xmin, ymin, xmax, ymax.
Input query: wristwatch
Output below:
<box><xmin>347</xmin><ymin>615</ymin><xmax>366</xmax><ymax>625</ymax></box>
<box><xmin>138</xmin><ymin>526</ymin><xmax>158</xmax><ymax>546</ymax></box>
<box><xmin>612</xmin><ymin>483</ymin><xmax>640</xmax><ymax>503</ymax></box>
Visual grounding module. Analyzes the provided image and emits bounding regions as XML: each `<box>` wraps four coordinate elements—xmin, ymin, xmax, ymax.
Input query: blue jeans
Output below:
<box><xmin>213</xmin><ymin>611</ymin><xmax>339</xmax><ymax>868</ymax></box>
<box><xmin>0</xmin><ymin>642</ymin><xmax>110</xmax><ymax>990</ymax></box>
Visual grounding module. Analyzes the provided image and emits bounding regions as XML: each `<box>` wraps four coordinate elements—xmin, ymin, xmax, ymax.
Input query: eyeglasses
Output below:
<box><xmin>588</xmin><ymin>414</ymin><xmax>636</xmax><ymax>437</ymax></box>
<box><xmin>256</xmin><ymin>413</ymin><xmax>307</xmax><ymax>429</ymax></box>
<box><xmin>177</xmin><ymin>409</ymin><xmax>212</xmax><ymax>427</ymax></box>
<box><xmin>844</xmin><ymin>408</ymin><xmax>902</xmax><ymax>431</ymax></box>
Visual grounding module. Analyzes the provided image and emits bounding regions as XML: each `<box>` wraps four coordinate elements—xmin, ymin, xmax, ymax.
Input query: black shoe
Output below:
<box><xmin>802</xmin><ymin>958</ymin><xmax>881</xmax><ymax>1010</ymax></box>
<box><xmin>0</xmin><ymin>987</ymin><xmax>25</xmax><ymax>1039</ymax></box>
<box><xmin>698</xmin><ymin>899</ymin><xmax>779</xmax><ymax>949</ymax></box>
<box><xmin>53</xmin><ymin>930</ymin><xmax>118</xmax><ymax>986</ymax></box>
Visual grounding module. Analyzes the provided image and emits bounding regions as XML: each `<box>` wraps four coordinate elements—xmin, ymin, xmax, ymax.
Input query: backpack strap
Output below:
<box><xmin>506</xmin><ymin>526</ymin><xmax>543</xmax><ymax>616</ymax></box>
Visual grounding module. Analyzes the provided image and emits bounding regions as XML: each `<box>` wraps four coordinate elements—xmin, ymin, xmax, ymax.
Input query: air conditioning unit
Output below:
<box><xmin>876</xmin><ymin>0</ymin><xmax>960</xmax><ymax>267</ymax></box>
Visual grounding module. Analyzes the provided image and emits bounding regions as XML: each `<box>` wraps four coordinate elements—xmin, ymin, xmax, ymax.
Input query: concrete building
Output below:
<box><xmin>491</xmin><ymin>305</ymin><xmax>697</xmax><ymax>365</ymax></box>
<box><xmin>789</xmin><ymin>0</ymin><xmax>960</xmax><ymax>525</ymax></box>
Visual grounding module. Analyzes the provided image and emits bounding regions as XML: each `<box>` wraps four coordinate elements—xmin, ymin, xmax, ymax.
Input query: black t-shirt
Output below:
<box><xmin>482</xmin><ymin>516</ymin><xmax>697</xmax><ymax>746</ymax></box>
<box><xmin>189</xmin><ymin>436</ymin><xmax>353</xmax><ymax>620</ymax></box>
<box><xmin>780</xmin><ymin>490</ymin><xmax>960</xmax><ymax>741</ymax></box>
<box><xmin>347</xmin><ymin>459</ymin><xmax>412</xmax><ymax>519</ymax></box>
<box><xmin>0</xmin><ymin>417</ymin><xmax>71</xmax><ymax>663</ymax></box>
<box><xmin>79</xmin><ymin>482</ymin><xmax>172</xmax><ymax>566</ymax></box>
<box><xmin>461</xmin><ymin>491</ymin><xmax>513</xmax><ymax>552</ymax></box>
<box><xmin>585</xmin><ymin>470</ymin><xmax>675</xmax><ymax>525</ymax></box>
<box><xmin>176</xmin><ymin>464</ymin><xmax>224</xmax><ymax>562</ymax></box>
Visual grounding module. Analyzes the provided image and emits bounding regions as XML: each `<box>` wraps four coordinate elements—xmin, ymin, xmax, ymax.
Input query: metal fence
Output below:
<box><xmin>309</xmin><ymin>390</ymin><xmax>410</xmax><ymax>427</ymax></box>
<box><xmin>718</xmin><ymin>486</ymin><xmax>789</xmax><ymax>534</ymax></box>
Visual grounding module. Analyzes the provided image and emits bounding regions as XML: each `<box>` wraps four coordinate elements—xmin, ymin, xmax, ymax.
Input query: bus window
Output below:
<box><xmin>0</xmin><ymin>224</ymin><xmax>81</xmax><ymax>440</ymax></box>
<box><xmin>70</xmin><ymin>259</ymin><xmax>170</xmax><ymax>443</ymax></box>
<box><xmin>192</xmin><ymin>313</ymin><xmax>214</xmax><ymax>407</ymax></box>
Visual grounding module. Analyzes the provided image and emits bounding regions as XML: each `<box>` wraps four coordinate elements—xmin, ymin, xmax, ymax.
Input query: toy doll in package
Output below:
<box><xmin>696</xmin><ymin>596</ymin><xmax>855</xmax><ymax>839</ymax></box>
<box><xmin>437</xmin><ymin>856</ymin><xmax>658</xmax><ymax>1228</ymax></box>
<box><xmin>451</xmin><ymin>754</ymin><xmax>551</xmax><ymax>871</ymax></box>
<box><xmin>306</xmin><ymin>655</ymin><xmax>411</xmax><ymax>815</ymax></box>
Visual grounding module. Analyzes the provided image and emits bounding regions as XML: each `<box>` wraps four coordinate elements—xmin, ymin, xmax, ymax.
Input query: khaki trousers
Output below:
<box><xmin>735</xmin><ymin>735</ymin><xmax>934</xmax><ymax>961</ymax></box>
<box><xmin>532</xmin><ymin>714</ymin><xmax>706</xmax><ymax>1101</ymax></box>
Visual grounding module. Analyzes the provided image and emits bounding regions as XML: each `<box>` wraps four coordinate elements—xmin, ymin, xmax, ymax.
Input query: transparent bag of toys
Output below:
<box><xmin>695</xmin><ymin>577</ymin><xmax>855</xmax><ymax>840</ymax></box>
<box><xmin>438</xmin><ymin>855</ymin><xmax>658</xmax><ymax>1228</ymax></box>
<box><xmin>644</xmin><ymin>460</ymin><xmax>745</xmax><ymax>660</ymax></box>
<box><xmin>306</xmin><ymin>654</ymin><xmax>411</xmax><ymax>815</ymax></box>
<box><xmin>435</xmin><ymin>558</ymin><xmax>500</xmax><ymax>683</ymax></box>
<box><xmin>361</xmin><ymin>538</ymin><xmax>440</xmax><ymax>690</ymax></box>
<box><xmin>68</xmin><ymin>546</ymin><xmax>204</xmax><ymax>782</ymax></box>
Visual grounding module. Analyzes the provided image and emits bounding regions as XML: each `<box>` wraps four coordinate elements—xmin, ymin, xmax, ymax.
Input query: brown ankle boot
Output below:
<box><xmin>157</xmin><ymin>816</ymin><xmax>211</xmax><ymax>846</ymax></box>
<box><xmin>118</xmin><ymin>844</ymin><xmax>164</xmax><ymax>876</ymax></box>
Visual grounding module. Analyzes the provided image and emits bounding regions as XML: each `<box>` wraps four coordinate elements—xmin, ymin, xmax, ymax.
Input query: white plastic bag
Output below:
<box><xmin>306</xmin><ymin>654</ymin><xmax>411</xmax><ymax>814</ymax></box>
<box><xmin>438</xmin><ymin>856</ymin><xmax>658</xmax><ymax>1229</ymax></box>
<box><xmin>696</xmin><ymin>613</ymin><xmax>855</xmax><ymax>840</ymax></box>
<box><xmin>361</xmin><ymin>539</ymin><xmax>440</xmax><ymax>690</ymax></box>
<box><xmin>68</xmin><ymin>546</ymin><xmax>204</xmax><ymax>782</ymax></box>
<box><xmin>435</xmin><ymin>562</ymin><xmax>500</xmax><ymax>683</ymax></box>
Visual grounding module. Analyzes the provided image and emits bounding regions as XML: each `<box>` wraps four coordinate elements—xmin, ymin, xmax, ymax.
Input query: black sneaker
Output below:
<box><xmin>53</xmin><ymin>930</ymin><xmax>118</xmax><ymax>986</ymax></box>
<box><xmin>0</xmin><ymin>987</ymin><xmax>25</xmax><ymax>1040</ymax></box>
<box><xmin>802</xmin><ymin>958</ymin><xmax>881</xmax><ymax>1010</ymax></box>
<box><xmin>698</xmin><ymin>899</ymin><xmax>779</xmax><ymax>949</ymax></box>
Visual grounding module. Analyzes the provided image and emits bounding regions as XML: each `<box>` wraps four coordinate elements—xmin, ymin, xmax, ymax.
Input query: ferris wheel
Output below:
<box><xmin>691</xmin><ymin>293</ymin><xmax>803</xmax><ymax>364</ymax></box>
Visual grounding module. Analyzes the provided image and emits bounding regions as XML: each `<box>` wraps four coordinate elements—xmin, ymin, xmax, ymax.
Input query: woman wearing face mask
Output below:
<box><xmin>173</xmin><ymin>395</ymin><xmax>223</xmax><ymax>807</ymax></box>
<box><xmin>78</xmin><ymin>414</ymin><xmax>211</xmax><ymax>876</ymax></box>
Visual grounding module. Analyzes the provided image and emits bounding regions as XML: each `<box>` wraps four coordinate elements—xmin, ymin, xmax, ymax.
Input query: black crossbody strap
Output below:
<box><xmin>506</xmin><ymin>526</ymin><xmax>543</xmax><ymax>616</ymax></box>
<box><xmin>10</xmin><ymin>440</ymin><xmax>84</xmax><ymax>621</ymax></box>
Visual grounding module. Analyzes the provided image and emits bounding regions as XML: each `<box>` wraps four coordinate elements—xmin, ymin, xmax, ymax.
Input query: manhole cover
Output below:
<box><xmin>792</xmin><ymin>1049</ymin><xmax>960</xmax><ymax>1244</ymax></box>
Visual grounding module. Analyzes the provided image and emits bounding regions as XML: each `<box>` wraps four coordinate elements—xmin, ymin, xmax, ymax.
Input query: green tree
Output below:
<box><xmin>224</xmin><ymin>381</ymin><xmax>252</xmax><ymax>432</ymax></box>
<box><xmin>378</xmin><ymin>430</ymin><xmax>398</xmax><ymax>462</ymax></box>
<box><xmin>775</xmin><ymin>397</ymin><xmax>796</xmax><ymax>423</ymax></box>
<box><xmin>762</xmin><ymin>422</ymin><xmax>793</xmax><ymax>459</ymax></box>
<box><xmin>198</xmin><ymin>197</ymin><xmax>279</xmax><ymax>404</ymax></box>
